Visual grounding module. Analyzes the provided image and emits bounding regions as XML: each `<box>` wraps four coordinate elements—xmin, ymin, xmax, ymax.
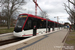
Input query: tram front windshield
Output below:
<box><xmin>15</xmin><ymin>15</ymin><xmax>27</xmax><ymax>28</ymax></box>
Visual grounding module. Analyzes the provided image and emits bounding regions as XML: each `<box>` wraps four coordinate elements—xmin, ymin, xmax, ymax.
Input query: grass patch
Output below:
<box><xmin>0</xmin><ymin>27</ymin><xmax>14</xmax><ymax>34</ymax></box>
<box><xmin>65</xmin><ymin>31</ymin><xmax>75</xmax><ymax>45</ymax></box>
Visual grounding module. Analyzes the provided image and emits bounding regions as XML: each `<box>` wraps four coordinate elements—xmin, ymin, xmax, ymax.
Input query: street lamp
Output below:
<box><xmin>54</xmin><ymin>16</ymin><xmax>59</xmax><ymax>28</ymax></box>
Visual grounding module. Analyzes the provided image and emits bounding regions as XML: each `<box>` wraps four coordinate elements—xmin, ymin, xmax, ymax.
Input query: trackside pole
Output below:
<box><xmin>52</xmin><ymin>26</ymin><xmax>54</xmax><ymax>31</ymax></box>
<box><xmin>33</xmin><ymin>25</ymin><xmax>37</xmax><ymax>36</ymax></box>
<box><xmin>46</xmin><ymin>19</ymin><xmax>48</xmax><ymax>33</ymax></box>
<box><xmin>48</xmin><ymin>26</ymin><xmax>50</xmax><ymax>32</ymax></box>
<box><xmin>54</xmin><ymin>22</ymin><xmax>55</xmax><ymax>31</ymax></box>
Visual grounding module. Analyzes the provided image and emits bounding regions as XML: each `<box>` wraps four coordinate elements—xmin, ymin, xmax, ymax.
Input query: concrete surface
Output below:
<box><xmin>0</xmin><ymin>29</ymin><xmax>68</xmax><ymax>50</ymax></box>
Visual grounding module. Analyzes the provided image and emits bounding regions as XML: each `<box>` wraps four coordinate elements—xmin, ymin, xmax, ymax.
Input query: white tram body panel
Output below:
<box><xmin>13</xmin><ymin>28</ymin><xmax>47</xmax><ymax>37</ymax></box>
<box><xmin>13</xmin><ymin>29</ymin><xmax>33</xmax><ymax>37</ymax></box>
<box><xmin>13</xmin><ymin>28</ymin><xmax>59</xmax><ymax>37</ymax></box>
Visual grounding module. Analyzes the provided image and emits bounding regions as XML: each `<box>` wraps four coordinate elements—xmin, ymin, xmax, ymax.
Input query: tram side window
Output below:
<box><xmin>31</xmin><ymin>18</ymin><xmax>46</xmax><ymax>29</ymax></box>
<box><xmin>38</xmin><ymin>19</ymin><xmax>42</xmax><ymax>28</ymax></box>
<box><xmin>40</xmin><ymin>22</ymin><xmax>44</xmax><ymax>28</ymax></box>
<box><xmin>38</xmin><ymin>19</ymin><xmax>46</xmax><ymax>28</ymax></box>
<box><xmin>48</xmin><ymin>22</ymin><xmax>50</xmax><ymax>27</ymax></box>
<box><xmin>27</xmin><ymin>20</ymin><xmax>32</xmax><ymax>29</ymax></box>
<box><xmin>32</xmin><ymin>18</ymin><xmax>38</xmax><ymax>28</ymax></box>
<box><xmin>43</xmin><ymin>21</ymin><xmax>46</xmax><ymax>28</ymax></box>
<box><xmin>24</xmin><ymin>17</ymin><xmax>32</xmax><ymax>30</ymax></box>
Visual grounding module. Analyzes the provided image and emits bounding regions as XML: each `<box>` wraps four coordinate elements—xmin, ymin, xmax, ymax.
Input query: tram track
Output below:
<box><xmin>0</xmin><ymin>37</ymin><xmax>29</xmax><ymax>46</ymax></box>
<box><xmin>0</xmin><ymin>33</ymin><xmax>15</xmax><ymax>41</ymax></box>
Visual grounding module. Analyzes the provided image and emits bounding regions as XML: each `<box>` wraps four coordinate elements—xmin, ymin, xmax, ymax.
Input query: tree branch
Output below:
<box><xmin>68</xmin><ymin>0</ymin><xmax>75</xmax><ymax>6</ymax></box>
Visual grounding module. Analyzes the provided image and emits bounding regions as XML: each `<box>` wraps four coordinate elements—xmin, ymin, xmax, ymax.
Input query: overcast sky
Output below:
<box><xmin>21</xmin><ymin>0</ymin><xmax>73</xmax><ymax>24</ymax></box>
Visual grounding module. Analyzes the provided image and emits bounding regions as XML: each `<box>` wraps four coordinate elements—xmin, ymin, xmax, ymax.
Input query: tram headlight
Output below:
<box><xmin>13</xmin><ymin>31</ymin><xmax>15</xmax><ymax>33</ymax></box>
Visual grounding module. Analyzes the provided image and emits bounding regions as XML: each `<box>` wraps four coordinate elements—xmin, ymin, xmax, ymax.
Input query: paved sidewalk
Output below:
<box><xmin>2</xmin><ymin>29</ymin><xmax>68</xmax><ymax>50</ymax></box>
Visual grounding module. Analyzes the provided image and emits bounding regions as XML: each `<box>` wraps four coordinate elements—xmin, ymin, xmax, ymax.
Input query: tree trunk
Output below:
<box><xmin>7</xmin><ymin>15</ymin><xmax>11</xmax><ymax>29</ymax></box>
<box><xmin>74</xmin><ymin>17</ymin><xmax>75</xmax><ymax>30</ymax></box>
<box><xmin>74</xmin><ymin>23</ymin><xmax>75</xmax><ymax>30</ymax></box>
<box><xmin>7</xmin><ymin>18</ymin><xmax>10</xmax><ymax>29</ymax></box>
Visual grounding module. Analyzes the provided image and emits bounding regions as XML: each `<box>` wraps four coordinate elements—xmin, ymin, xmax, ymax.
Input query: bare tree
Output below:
<box><xmin>40</xmin><ymin>11</ymin><xmax>48</xmax><ymax>18</ymax></box>
<box><xmin>64</xmin><ymin>1</ymin><xmax>75</xmax><ymax>30</ymax></box>
<box><xmin>64</xmin><ymin>3</ymin><xmax>75</xmax><ymax>23</ymax></box>
<box><xmin>68</xmin><ymin>0</ymin><xmax>75</xmax><ymax>5</ymax></box>
<box><xmin>68</xmin><ymin>16</ymin><xmax>74</xmax><ymax>23</ymax></box>
<box><xmin>0</xmin><ymin>0</ymin><xmax>27</xmax><ymax>29</ymax></box>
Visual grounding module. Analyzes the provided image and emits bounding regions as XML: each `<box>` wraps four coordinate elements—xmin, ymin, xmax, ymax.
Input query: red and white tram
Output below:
<box><xmin>13</xmin><ymin>13</ymin><xmax>63</xmax><ymax>37</ymax></box>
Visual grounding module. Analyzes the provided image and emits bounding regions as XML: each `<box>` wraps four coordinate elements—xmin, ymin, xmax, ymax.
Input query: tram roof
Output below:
<box><xmin>19</xmin><ymin>13</ymin><xmax>63</xmax><ymax>25</ymax></box>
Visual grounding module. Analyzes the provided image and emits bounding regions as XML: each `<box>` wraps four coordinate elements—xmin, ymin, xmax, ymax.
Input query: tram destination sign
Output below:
<box><xmin>19</xmin><ymin>15</ymin><xmax>27</xmax><ymax>18</ymax></box>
